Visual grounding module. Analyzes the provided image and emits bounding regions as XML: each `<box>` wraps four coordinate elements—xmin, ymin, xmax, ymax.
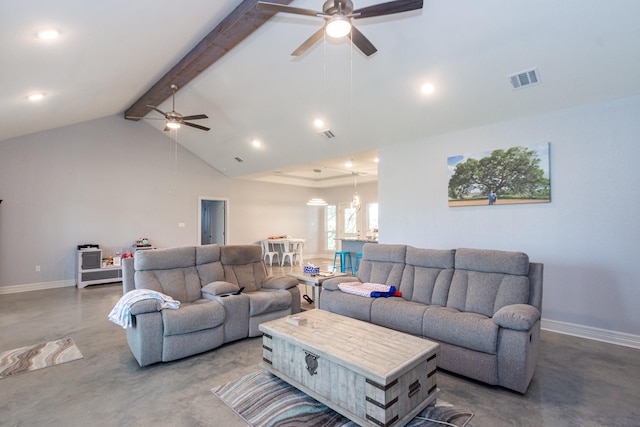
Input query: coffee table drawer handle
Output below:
<box><xmin>304</xmin><ymin>350</ymin><xmax>319</xmax><ymax>376</ymax></box>
<box><xmin>408</xmin><ymin>380</ymin><xmax>421</xmax><ymax>398</ymax></box>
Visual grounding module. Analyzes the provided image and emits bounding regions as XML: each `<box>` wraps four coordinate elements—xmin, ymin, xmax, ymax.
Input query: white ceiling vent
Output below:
<box><xmin>508</xmin><ymin>67</ymin><xmax>540</xmax><ymax>90</ymax></box>
<box><xmin>319</xmin><ymin>129</ymin><xmax>335</xmax><ymax>139</ymax></box>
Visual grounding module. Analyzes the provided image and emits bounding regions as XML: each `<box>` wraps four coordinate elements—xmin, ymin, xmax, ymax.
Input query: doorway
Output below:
<box><xmin>199</xmin><ymin>197</ymin><xmax>227</xmax><ymax>245</ymax></box>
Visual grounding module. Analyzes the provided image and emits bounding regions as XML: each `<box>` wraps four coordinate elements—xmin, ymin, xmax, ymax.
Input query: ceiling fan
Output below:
<box><xmin>256</xmin><ymin>0</ymin><xmax>423</xmax><ymax>57</ymax></box>
<box><xmin>126</xmin><ymin>84</ymin><xmax>210</xmax><ymax>131</ymax></box>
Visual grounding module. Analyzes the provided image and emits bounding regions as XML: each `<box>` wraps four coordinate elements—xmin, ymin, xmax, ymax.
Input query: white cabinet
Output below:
<box><xmin>76</xmin><ymin>249</ymin><xmax>122</xmax><ymax>288</ymax></box>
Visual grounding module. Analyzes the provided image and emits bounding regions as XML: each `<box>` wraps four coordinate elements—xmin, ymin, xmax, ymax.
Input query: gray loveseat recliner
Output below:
<box><xmin>121</xmin><ymin>244</ymin><xmax>300</xmax><ymax>366</ymax></box>
<box><xmin>319</xmin><ymin>243</ymin><xmax>543</xmax><ymax>393</ymax></box>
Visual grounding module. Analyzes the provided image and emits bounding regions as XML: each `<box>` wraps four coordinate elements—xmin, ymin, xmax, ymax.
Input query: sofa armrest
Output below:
<box><xmin>322</xmin><ymin>276</ymin><xmax>359</xmax><ymax>291</ymax></box>
<box><xmin>493</xmin><ymin>304</ymin><xmax>541</xmax><ymax>331</ymax></box>
<box><xmin>129</xmin><ymin>299</ymin><xmax>163</xmax><ymax>315</ymax></box>
<box><xmin>262</xmin><ymin>275</ymin><xmax>298</xmax><ymax>290</ymax></box>
<box><xmin>202</xmin><ymin>281</ymin><xmax>240</xmax><ymax>298</ymax></box>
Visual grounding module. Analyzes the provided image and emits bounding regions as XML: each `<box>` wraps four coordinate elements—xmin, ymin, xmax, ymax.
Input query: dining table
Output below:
<box><xmin>263</xmin><ymin>237</ymin><xmax>305</xmax><ymax>265</ymax></box>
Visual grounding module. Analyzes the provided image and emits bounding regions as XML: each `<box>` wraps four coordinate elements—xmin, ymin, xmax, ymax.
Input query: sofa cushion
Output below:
<box><xmin>406</xmin><ymin>246</ymin><xmax>455</xmax><ymax>269</ymax></box>
<box><xmin>195</xmin><ymin>244</ymin><xmax>221</xmax><ymax>265</ymax></box>
<box><xmin>371</xmin><ymin>298</ymin><xmax>427</xmax><ymax>336</ymax></box>
<box><xmin>162</xmin><ymin>300</ymin><xmax>225</xmax><ymax>336</ymax></box>
<box><xmin>448</xmin><ymin>248</ymin><xmax>530</xmax><ymax>317</ymax></box>
<box><xmin>135</xmin><ymin>267</ymin><xmax>202</xmax><ymax>303</ymax></box>
<box><xmin>223</xmin><ymin>263</ymin><xmax>266</xmax><ymax>293</ymax></box>
<box><xmin>423</xmin><ymin>307</ymin><xmax>498</xmax><ymax>354</ymax></box>
<box><xmin>220</xmin><ymin>245</ymin><xmax>268</xmax><ymax>292</ymax></box>
<box><xmin>134</xmin><ymin>246</ymin><xmax>196</xmax><ymax>271</ymax></box>
<box><xmin>319</xmin><ymin>291</ymin><xmax>374</xmax><ymax>322</ymax></box>
<box><xmin>220</xmin><ymin>245</ymin><xmax>262</xmax><ymax>264</ymax></box>
<box><xmin>455</xmin><ymin>248</ymin><xmax>529</xmax><ymax>276</ymax></box>
<box><xmin>197</xmin><ymin>262</ymin><xmax>225</xmax><ymax>287</ymax></box>
<box><xmin>357</xmin><ymin>244</ymin><xmax>407</xmax><ymax>286</ymax></box>
<box><xmin>449</xmin><ymin>270</ymin><xmax>530</xmax><ymax>317</ymax></box>
<box><xmin>246</xmin><ymin>290</ymin><xmax>291</xmax><ymax>316</ymax></box>
<box><xmin>400</xmin><ymin>247</ymin><xmax>455</xmax><ymax>305</ymax></box>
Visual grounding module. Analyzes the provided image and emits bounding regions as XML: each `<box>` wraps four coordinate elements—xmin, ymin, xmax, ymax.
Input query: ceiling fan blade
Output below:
<box><xmin>126</xmin><ymin>116</ymin><xmax>165</xmax><ymax>120</ymax></box>
<box><xmin>256</xmin><ymin>1</ymin><xmax>320</xmax><ymax>17</ymax></box>
<box><xmin>292</xmin><ymin>27</ymin><xmax>325</xmax><ymax>56</ymax></box>
<box><xmin>183</xmin><ymin>121</ymin><xmax>211</xmax><ymax>131</ymax></box>
<box><xmin>348</xmin><ymin>26</ymin><xmax>377</xmax><ymax>57</ymax></box>
<box><xmin>181</xmin><ymin>114</ymin><xmax>208</xmax><ymax>121</ymax></box>
<box><xmin>146</xmin><ymin>105</ymin><xmax>168</xmax><ymax>117</ymax></box>
<box><xmin>353</xmin><ymin>0</ymin><xmax>423</xmax><ymax>19</ymax></box>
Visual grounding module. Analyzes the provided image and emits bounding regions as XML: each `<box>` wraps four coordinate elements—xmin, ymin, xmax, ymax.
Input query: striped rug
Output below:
<box><xmin>0</xmin><ymin>337</ymin><xmax>83</xmax><ymax>379</ymax></box>
<box><xmin>212</xmin><ymin>370</ymin><xmax>474</xmax><ymax>427</ymax></box>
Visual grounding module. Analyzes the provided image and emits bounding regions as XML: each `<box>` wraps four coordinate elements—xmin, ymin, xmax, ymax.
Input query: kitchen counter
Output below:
<box><xmin>337</xmin><ymin>239</ymin><xmax>378</xmax><ymax>258</ymax></box>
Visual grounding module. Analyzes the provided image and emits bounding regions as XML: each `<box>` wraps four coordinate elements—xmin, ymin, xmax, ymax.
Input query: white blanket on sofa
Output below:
<box><xmin>108</xmin><ymin>289</ymin><xmax>180</xmax><ymax>329</ymax></box>
<box><xmin>338</xmin><ymin>282</ymin><xmax>394</xmax><ymax>297</ymax></box>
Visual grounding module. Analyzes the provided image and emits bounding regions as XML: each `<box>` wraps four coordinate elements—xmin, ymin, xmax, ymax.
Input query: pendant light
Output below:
<box><xmin>307</xmin><ymin>168</ymin><xmax>327</xmax><ymax>206</ymax></box>
<box><xmin>351</xmin><ymin>173</ymin><xmax>361</xmax><ymax>211</ymax></box>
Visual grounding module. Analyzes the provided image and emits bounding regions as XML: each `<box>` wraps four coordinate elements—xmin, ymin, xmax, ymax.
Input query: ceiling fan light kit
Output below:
<box><xmin>166</xmin><ymin>120</ymin><xmax>181</xmax><ymax>130</ymax></box>
<box><xmin>257</xmin><ymin>0</ymin><xmax>423</xmax><ymax>57</ymax></box>
<box><xmin>325</xmin><ymin>16</ymin><xmax>352</xmax><ymax>38</ymax></box>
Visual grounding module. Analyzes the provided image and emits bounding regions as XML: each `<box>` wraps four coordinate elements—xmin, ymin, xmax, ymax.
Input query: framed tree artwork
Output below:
<box><xmin>448</xmin><ymin>143</ymin><xmax>550</xmax><ymax>207</ymax></box>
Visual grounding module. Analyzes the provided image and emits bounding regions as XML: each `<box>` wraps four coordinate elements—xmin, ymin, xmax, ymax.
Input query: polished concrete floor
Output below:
<box><xmin>1</xmin><ymin>259</ymin><xmax>639</xmax><ymax>426</ymax></box>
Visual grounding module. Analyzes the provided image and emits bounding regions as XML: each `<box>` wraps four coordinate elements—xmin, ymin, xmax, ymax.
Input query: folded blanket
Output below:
<box><xmin>338</xmin><ymin>282</ymin><xmax>398</xmax><ymax>298</ymax></box>
<box><xmin>108</xmin><ymin>289</ymin><xmax>180</xmax><ymax>329</ymax></box>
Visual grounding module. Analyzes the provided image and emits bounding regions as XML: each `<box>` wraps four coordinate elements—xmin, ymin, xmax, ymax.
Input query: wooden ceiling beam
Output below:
<box><xmin>124</xmin><ymin>0</ymin><xmax>293</xmax><ymax>120</ymax></box>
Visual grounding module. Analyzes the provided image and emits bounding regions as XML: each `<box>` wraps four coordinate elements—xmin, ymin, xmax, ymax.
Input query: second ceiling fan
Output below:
<box><xmin>127</xmin><ymin>84</ymin><xmax>210</xmax><ymax>132</ymax></box>
<box><xmin>257</xmin><ymin>0</ymin><xmax>423</xmax><ymax>57</ymax></box>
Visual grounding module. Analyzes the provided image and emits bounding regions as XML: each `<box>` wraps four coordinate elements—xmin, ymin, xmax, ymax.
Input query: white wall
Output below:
<box><xmin>0</xmin><ymin>115</ymin><xmax>319</xmax><ymax>289</ymax></box>
<box><xmin>379</xmin><ymin>95</ymin><xmax>640</xmax><ymax>339</ymax></box>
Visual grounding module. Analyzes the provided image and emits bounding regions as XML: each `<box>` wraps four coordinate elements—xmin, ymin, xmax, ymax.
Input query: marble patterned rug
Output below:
<box><xmin>213</xmin><ymin>370</ymin><xmax>474</xmax><ymax>427</ymax></box>
<box><xmin>0</xmin><ymin>337</ymin><xmax>83</xmax><ymax>379</ymax></box>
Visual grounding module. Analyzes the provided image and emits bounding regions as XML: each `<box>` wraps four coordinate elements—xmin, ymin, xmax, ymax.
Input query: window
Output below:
<box><xmin>367</xmin><ymin>202</ymin><xmax>379</xmax><ymax>231</ymax></box>
<box><xmin>326</xmin><ymin>205</ymin><xmax>336</xmax><ymax>250</ymax></box>
<box><xmin>344</xmin><ymin>206</ymin><xmax>358</xmax><ymax>234</ymax></box>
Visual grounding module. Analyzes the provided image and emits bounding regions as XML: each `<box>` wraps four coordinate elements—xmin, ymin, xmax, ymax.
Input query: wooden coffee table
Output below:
<box><xmin>287</xmin><ymin>272</ymin><xmax>346</xmax><ymax>304</ymax></box>
<box><xmin>260</xmin><ymin>309</ymin><xmax>439</xmax><ymax>427</ymax></box>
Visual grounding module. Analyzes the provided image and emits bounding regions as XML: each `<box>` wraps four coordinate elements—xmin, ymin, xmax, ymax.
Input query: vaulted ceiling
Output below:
<box><xmin>3</xmin><ymin>1</ymin><xmax>640</xmax><ymax>187</ymax></box>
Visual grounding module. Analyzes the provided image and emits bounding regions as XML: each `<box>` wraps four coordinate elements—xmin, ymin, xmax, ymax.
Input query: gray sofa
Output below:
<box><xmin>319</xmin><ymin>243</ymin><xmax>543</xmax><ymax>393</ymax></box>
<box><xmin>121</xmin><ymin>244</ymin><xmax>301</xmax><ymax>366</ymax></box>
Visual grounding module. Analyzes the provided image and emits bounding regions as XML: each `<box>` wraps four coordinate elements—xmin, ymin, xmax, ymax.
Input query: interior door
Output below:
<box><xmin>200</xmin><ymin>198</ymin><xmax>227</xmax><ymax>245</ymax></box>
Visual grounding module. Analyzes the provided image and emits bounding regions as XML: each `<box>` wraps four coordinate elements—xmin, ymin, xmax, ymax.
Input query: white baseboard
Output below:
<box><xmin>0</xmin><ymin>279</ymin><xmax>76</xmax><ymax>295</ymax></box>
<box><xmin>542</xmin><ymin>318</ymin><xmax>640</xmax><ymax>349</ymax></box>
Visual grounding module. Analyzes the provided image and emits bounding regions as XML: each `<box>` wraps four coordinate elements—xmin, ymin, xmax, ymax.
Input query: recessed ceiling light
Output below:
<box><xmin>313</xmin><ymin>118</ymin><xmax>326</xmax><ymax>129</ymax></box>
<box><xmin>374</xmin><ymin>157</ymin><xmax>380</xmax><ymax>163</ymax></box>
<box><xmin>28</xmin><ymin>93</ymin><xmax>45</xmax><ymax>101</ymax></box>
<box><xmin>420</xmin><ymin>83</ymin><xmax>435</xmax><ymax>95</ymax></box>
<box><xmin>38</xmin><ymin>29</ymin><xmax>59</xmax><ymax>40</ymax></box>
<box><xmin>252</xmin><ymin>139</ymin><xmax>262</xmax><ymax>148</ymax></box>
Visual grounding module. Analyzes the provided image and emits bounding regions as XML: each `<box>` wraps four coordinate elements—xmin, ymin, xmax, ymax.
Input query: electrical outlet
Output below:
<box><xmin>35</xmin><ymin>265</ymin><xmax>41</xmax><ymax>272</ymax></box>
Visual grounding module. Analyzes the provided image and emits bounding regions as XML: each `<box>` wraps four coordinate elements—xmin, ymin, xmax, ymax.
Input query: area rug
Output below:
<box><xmin>0</xmin><ymin>337</ymin><xmax>83</xmax><ymax>379</ymax></box>
<box><xmin>212</xmin><ymin>370</ymin><xmax>474</xmax><ymax>427</ymax></box>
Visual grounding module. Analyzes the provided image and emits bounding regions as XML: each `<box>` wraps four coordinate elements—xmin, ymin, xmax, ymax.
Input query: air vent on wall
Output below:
<box><xmin>508</xmin><ymin>67</ymin><xmax>540</xmax><ymax>90</ymax></box>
